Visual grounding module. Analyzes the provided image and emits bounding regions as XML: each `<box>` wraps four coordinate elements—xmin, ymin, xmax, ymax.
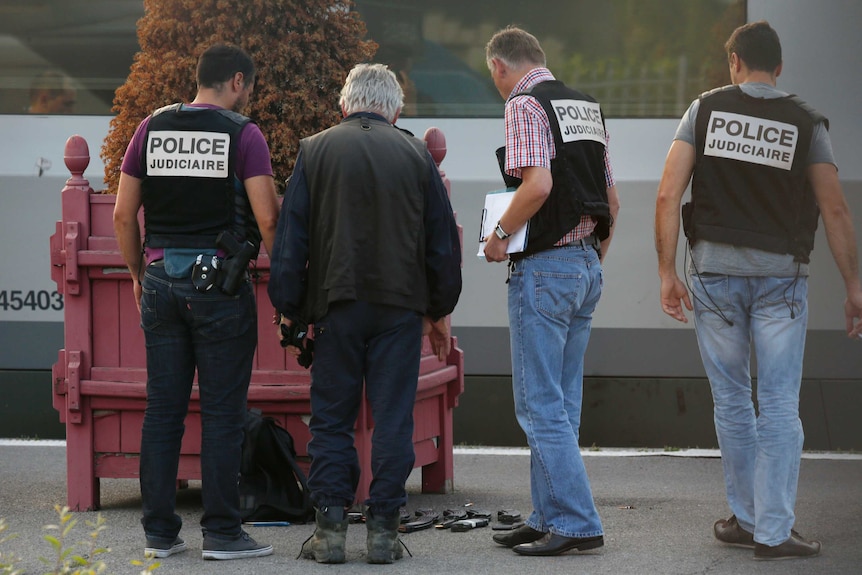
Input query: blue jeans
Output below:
<box><xmin>508</xmin><ymin>244</ymin><xmax>604</xmax><ymax>538</ymax></box>
<box><xmin>690</xmin><ymin>273</ymin><xmax>808</xmax><ymax>546</ymax></box>
<box><xmin>139</xmin><ymin>262</ymin><xmax>257</xmax><ymax>542</ymax></box>
<box><xmin>306</xmin><ymin>301</ymin><xmax>422</xmax><ymax>518</ymax></box>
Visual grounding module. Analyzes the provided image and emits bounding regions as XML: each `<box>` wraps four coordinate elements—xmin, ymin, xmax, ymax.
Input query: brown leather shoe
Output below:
<box><xmin>713</xmin><ymin>515</ymin><xmax>755</xmax><ymax>548</ymax></box>
<box><xmin>754</xmin><ymin>532</ymin><xmax>821</xmax><ymax>560</ymax></box>
<box><xmin>492</xmin><ymin>524</ymin><xmax>545</xmax><ymax>548</ymax></box>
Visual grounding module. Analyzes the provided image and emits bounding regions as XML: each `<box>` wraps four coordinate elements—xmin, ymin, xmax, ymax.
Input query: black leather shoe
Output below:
<box><xmin>513</xmin><ymin>533</ymin><xmax>604</xmax><ymax>556</ymax></box>
<box><xmin>754</xmin><ymin>532</ymin><xmax>821</xmax><ymax>560</ymax></box>
<box><xmin>492</xmin><ymin>524</ymin><xmax>545</xmax><ymax>548</ymax></box>
<box><xmin>714</xmin><ymin>515</ymin><xmax>755</xmax><ymax>548</ymax></box>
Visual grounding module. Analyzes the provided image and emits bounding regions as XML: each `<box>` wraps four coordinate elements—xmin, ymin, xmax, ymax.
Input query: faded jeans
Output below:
<box><xmin>690</xmin><ymin>273</ymin><xmax>808</xmax><ymax>546</ymax></box>
<box><xmin>508</xmin><ymin>243</ymin><xmax>604</xmax><ymax>538</ymax></box>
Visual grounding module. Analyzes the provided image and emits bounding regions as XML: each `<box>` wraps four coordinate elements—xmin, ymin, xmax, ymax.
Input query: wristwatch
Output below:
<box><xmin>494</xmin><ymin>220</ymin><xmax>511</xmax><ymax>240</ymax></box>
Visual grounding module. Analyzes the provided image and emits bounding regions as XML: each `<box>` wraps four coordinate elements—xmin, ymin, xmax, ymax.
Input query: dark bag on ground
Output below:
<box><xmin>239</xmin><ymin>408</ymin><xmax>314</xmax><ymax>523</ymax></box>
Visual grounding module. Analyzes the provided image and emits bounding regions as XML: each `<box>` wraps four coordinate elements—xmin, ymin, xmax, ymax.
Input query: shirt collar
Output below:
<box><xmin>343</xmin><ymin>111</ymin><xmax>390</xmax><ymax>124</ymax></box>
<box><xmin>508</xmin><ymin>67</ymin><xmax>556</xmax><ymax>101</ymax></box>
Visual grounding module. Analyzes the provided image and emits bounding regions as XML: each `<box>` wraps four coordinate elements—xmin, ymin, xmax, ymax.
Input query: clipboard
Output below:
<box><xmin>478</xmin><ymin>188</ymin><xmax>528</xmax><ymax>257</ymax></box>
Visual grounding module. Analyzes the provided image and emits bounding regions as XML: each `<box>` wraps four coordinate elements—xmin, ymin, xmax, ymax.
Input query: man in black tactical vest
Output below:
<box><xmin>113</xmin><ymin>43</ymin><xmax>280</xmax><ymax>561</ymax></box>
<box><xmin>656</xmin><ymin>21</ymin><xmax>862</xmax><ymax>560</ymax></box>
<box><xmin>483</xmin><ymin>26</ymin><xmax>621</xmax><ymax>558</ymax></box>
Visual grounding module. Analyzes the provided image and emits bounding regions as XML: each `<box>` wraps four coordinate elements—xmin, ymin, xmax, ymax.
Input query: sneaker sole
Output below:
<box><xmin>715</xmin><ymin>539</ymin><xmax>756</xmax><ymax>549</ymax></box>
<box><xmin>202</xmin><ymin>545</ymin><xmax>273</xmax><ymax>560</ymax></box>
<box><xmin>754</xmin><ymin>551</ymin><xmax>821</xmax><ymax>561</ymax></box>
<box><xmin>144</xmin><ymin>542</ymin><xmax>188</xmax><ymax>558</ymax></box>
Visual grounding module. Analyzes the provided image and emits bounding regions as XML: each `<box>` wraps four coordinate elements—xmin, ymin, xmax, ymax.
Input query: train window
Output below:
<box><xmin>358</xmin><ymin>0</ymin><xmax>746</xmax><ymax>118</ymax></box>
<box><xmin>0</xmin><ymin>0</ymin><xmax>744</xmax><ymax>118</ymax></box>
<box><xmin>0</xmin><ymin>0</ymin><xmax>142</xmax><ymax>115</ymax></box>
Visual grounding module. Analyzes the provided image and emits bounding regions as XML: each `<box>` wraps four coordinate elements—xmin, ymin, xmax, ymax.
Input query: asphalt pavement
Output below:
<box><xmin>1</xmin><ymin>442</ymin><xmax>860</xmax><ymax>575</ymax></box>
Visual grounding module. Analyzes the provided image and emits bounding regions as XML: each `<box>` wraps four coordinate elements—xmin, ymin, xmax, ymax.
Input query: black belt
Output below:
<box><xmin>558</xmin><ymin>233</ymin><xmax>599</xmax><ymax>250</ymax></box>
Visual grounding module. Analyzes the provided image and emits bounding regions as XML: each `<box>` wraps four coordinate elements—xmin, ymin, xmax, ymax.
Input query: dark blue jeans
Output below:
<box><xmin>139</xmin><ymin>262</ymin><xmax>257</xmax><ymax>542</ymax></box>
<box><xmin>306</xmin><ymin>301</ymin><xmax>422</xmax><ymax>518</ymax></box>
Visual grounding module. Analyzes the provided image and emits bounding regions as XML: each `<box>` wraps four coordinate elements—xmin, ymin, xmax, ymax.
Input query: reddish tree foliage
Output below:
<box><xmin>100</xmin><ymin>0</ymin><xmax>376</xmax><ymax>193</ymax></box>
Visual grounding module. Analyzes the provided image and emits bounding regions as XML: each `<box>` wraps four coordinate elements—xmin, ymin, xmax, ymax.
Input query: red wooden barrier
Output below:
<box><xmin>50</xmin><ymin>133</ymin><xmax>464</xmax><ymax>511</ymax></box>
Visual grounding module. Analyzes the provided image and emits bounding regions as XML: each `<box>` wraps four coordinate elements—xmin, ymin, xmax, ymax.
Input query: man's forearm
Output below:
<box><xmin>600</xmin><ymin>184</ymin><xmax>621</xmax><ymax>259</ymax></box>
<box><xmin>809</xmin><ymin>163</ymin><xmax>862</xmax><ymax>292</ymax></box>
<box><xmin>655</xmin><ymin>196</ymin><xmax>682</xmax><ymax>277</ymax></box>
<box><xmin>654</xmin><ymin>141</ymin><xmax>695</xmax><ymax>277</ymax></box>
<box><xmin>823</xmin><ymin>206</ymin><xmax>861</xmax><ymax>292</ymax></box>
<box><xmin>115</xmin><ymin>220</ymin><xmax>143</xmax><ymax>279</ymax></box>
<box><xmin>114</xmin><ymin>172</ymin><xmax>145</xmax><ymax>279</ymax></box>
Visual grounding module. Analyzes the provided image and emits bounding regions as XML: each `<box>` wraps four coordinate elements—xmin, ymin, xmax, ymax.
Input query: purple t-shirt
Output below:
<box><xmin>120</xmin><ymin>103</ymin><xmax>273</xmax><ymax>180</ymax></box>
<box><xmin>121</xmin><ymin>103</ymin><xmax>273</xmax><ymax>263</ymax></box>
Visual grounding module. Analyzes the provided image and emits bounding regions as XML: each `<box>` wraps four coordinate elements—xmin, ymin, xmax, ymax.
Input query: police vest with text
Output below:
<box><xmin>688</xmin><ymin>86</ymin><xmax>826</xmax><ymax>263</ymax></box>
<box><xmin>498</xmin><ymin>81</ymin><xmax>611</xmax><ymax>258</ymax></box>
<box><xmin>141</xmin><ymin>104</ymin><xmax>258</xmax><ymax>250</ymax></box>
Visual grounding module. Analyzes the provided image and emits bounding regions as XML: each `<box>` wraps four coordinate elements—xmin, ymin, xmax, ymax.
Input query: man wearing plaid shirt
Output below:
<box><xmin>484</xmin><ymin>26</ymin><xmax>620</xmax><ymax>557</ymax></box>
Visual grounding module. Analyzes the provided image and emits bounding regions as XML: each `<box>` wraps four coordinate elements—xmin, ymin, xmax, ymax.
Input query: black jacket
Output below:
<box><xmin>268</xmin><ymin>112</ymin><xmax>462</xmax><ymax>323</ymax></box>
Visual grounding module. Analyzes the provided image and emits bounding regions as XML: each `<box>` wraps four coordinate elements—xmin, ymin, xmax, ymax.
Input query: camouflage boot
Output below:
<box><xmin>300</xmin><ymin>506</ymin><xmax>348</xmax><ymax>564</ymax></box>
<box><xmin>366</xmin><ymin>511</ymin><xmax>403</xmax><ymax>564</ymax></box>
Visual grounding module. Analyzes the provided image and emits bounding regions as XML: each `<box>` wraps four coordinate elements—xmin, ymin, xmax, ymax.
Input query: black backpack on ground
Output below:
<box><xmin>239</xmin><ymin>408</ymin><xmax>314</xmax><ymax>523</ymax></box>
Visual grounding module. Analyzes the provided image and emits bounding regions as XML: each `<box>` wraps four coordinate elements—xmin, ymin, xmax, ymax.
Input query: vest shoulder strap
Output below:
<box><xmin>215</xmin><ymin>108</ymin><xmax>252</xmax><ymax>127</ymax></box>
<box><xmin>149</xmin><ymin>103</ymin><xmax>251</xmax><ymax>128</ymax></box>
<box><xmin>152</xmin><ymin>102</ymin><xmax>183</xmax><ymax>117</ymax></box>
<box><xmin>698</xmin><ymin>84</ymin><xmax>738</xmax><ymax>101</ymax></box>
<box><xmin>787</xmin><ymin>95</ymin><xmax>828</xmax><ymax>130</ymax></box>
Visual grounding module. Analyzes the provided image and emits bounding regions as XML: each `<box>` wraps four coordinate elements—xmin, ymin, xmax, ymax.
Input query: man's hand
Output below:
<box><xmin>132</xmin><ymin>278</ymin><xmax>142</xmax><ymax>314</ymax></box>
<box><xmin>846</xmin><ymin>291</ymin><xmax>862</xmax><ymax>338</ymax></box>
<box><xmin>424</xmin><ymin>316</ymin><xmax>451</xmax><ymax>362</ymax></box>
<box><xmin>483</xmin><ymin>232</ymin><xmax>509</xmax><ymax>263</ymax></box>
<box><xmin>276</xmin><ymin>316</ymin><xmax>301</xmax><ymax>358</ymax></box>
<box><xmin>660</xmin><ymin>274</ymin><xmax>692</xmax><ymax>323</ymax></box>
<box><xmin>482</xmin><ymin>167</ymin><xmax>550</xmax><ymax>263</ymax></box>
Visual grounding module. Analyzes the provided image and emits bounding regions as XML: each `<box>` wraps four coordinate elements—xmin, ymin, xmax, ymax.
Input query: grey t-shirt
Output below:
<box><xmin>675</xmin><ymin>82</ymin><xmax>836</xmax><ymax>277</ymax></box>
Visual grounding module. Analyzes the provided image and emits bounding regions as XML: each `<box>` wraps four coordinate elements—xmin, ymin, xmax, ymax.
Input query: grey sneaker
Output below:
<box><xmin>202</xmin><ymin>531</ymin><xmax>273</xmax><ymax>560</ymax></box>
<box><xmin>144</xmin><ymin>536</ymin><xmax>188</xmax><ymax>558</ymax></box>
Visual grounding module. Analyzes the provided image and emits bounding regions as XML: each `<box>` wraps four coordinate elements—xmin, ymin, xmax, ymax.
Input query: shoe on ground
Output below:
<box><xmin>754</xmin><ymin>532</ymin><xmax>821</xmax><ymax>560</ymax></box>
<box><xmin>513</xmin><ymin>533</ymin><xmax>604</xmax><ymax>556</ymax></box>
<box><xmin>202</xmin><ymin>531</ymin><xmax>273</xmax><ymax>560</ymax></box>
<box><xmin>301</xmin><ymin>507</ymin><xmax>349</xmax><ymax>564</ymax></box>
<box><xmin>144</xmin><ymin>536</ymin><xmax>187</xmax><ymax>558</ymax></box>
<box><xmin>713</xmin><ymin>515</ymin><xmax>755</xmax><ymax>548</ymax></box>
<box><xmin>367</xmin><ymin>512</ymin><xmax>403</xmax><ymax>564</ymax></box>
<box><xmin>492</xmin><ymin>524</ymin><xmax>545</xmax><ymax>548</ymax></box>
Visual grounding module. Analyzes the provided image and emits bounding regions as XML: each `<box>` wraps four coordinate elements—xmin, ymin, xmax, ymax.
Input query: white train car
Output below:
<box><xmin>1</xmin><ymin>0</ymin><xmax>859</xmax><ymax>446</ymax></box>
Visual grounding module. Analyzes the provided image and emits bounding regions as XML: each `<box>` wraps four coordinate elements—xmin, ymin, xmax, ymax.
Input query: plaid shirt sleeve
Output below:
<box><xmin>603</xmin><ymin>134</ymin><xmax>615</xmax><ymax>188</ymax></box>
<box><xmin>504</xmin><ymin>95</ymin><xmax>553</xmax><ymax>179</ymax></box>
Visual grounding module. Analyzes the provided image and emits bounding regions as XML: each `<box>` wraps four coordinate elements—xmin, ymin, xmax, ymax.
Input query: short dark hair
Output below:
<box><xmin>196</xmin><ymin>43</ymin><xmax>256</xmax><ymax>88</ymax></box>
<box><xmin>725</xmin><ymin>20</ymin><xmax>782</xmax><ymax>73</ymax></box>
